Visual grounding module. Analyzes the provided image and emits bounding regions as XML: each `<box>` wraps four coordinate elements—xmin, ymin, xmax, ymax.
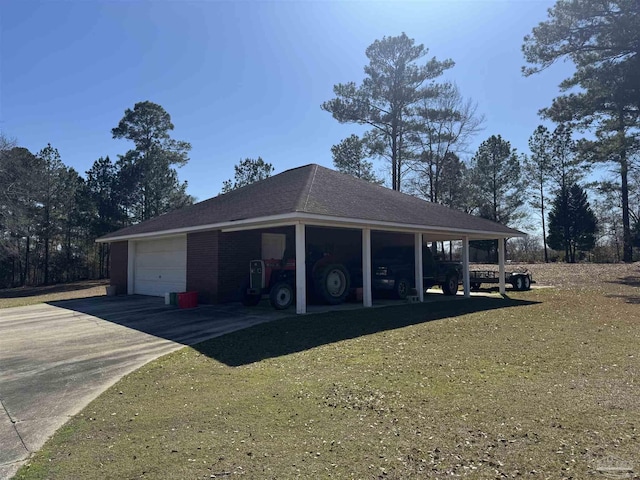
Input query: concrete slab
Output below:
<box><xmin>0</xmin><ymin>296</ymin><xmax>285</xmax><ymax>479</ymax></box>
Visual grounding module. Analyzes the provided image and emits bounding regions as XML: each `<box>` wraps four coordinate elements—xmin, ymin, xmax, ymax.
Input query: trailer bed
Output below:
<box><xmin>470</xmin><ymin>268</ymin><xmax>533</xmax><ymax>291</ymax></box>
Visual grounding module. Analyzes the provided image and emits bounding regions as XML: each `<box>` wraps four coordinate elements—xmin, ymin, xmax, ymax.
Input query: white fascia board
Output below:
<box><xmin>96</xmin><ymin>212</ymin><xmax>525</xmax><ymax>243</ymax></box>
<box><xmin>95</xmin><ymin>214</ymin><xmax>300</xmax><ymax>243</ymax></box>
<box><xmin>292</xmin><ymin>213</ymin><xmax>525</xmax><ymax>239</ymax></box>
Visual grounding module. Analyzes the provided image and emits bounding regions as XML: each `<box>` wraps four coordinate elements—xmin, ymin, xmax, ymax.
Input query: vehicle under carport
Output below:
<box><xmin>98</xmin><ymin>164</ymin><xmax>525</xmax><ymax>314</ymax></box>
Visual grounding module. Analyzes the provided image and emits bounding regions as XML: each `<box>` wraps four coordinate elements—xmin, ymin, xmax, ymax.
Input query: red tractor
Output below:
<box><xmin>241</xmin><ymin>248</ymin><xmax>352</xmax><ymax>310</ymax></box>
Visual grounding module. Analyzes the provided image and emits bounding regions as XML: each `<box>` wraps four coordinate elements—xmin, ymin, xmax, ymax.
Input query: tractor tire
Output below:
<box><xmin>314</xmin><ymin>263</ymin><xmax>350</xmax><ymax>305</ymax></box>
<box><xmin>240</xmin><ymin>283</ymin><xmax>261</xmax><ymax>306</ymax></box>
<box><xmin>442</xmin><ymin>272</ymin><xmax>459</xmax><ymax>296</ymax></box>
<box><xmin>523</xmin><ymin>275</ymin><xmax>531</xmax><ymax>291</ymax></box>
<box><xmin>395</xmin><ymin>278</ymin><xmax>411</xmax><ymax>300</ymax></box>
<box><xmin>269</xmin><ymin>282</ymin><xmax>294</xmax><ymax>310</ymax></box>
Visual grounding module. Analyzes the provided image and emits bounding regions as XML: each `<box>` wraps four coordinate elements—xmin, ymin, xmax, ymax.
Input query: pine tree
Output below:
<box><xmin>547</xmin><ymin>184</ymin><xmax>598</xmax><ymax>262</ymax></box>
<box><xmin>322</xmin><ymin>33</ymin><xmax>454</xmax><ymax>191</ymax></box>
<box><xmin>331</xmin><ymin>135</ymin><xmax>381</xmax><ymax>183</ymax></box>
<box><xmin>221</xmin><ymin>157</ymin><xmax>274</xmax><ymax>193</ymax></box>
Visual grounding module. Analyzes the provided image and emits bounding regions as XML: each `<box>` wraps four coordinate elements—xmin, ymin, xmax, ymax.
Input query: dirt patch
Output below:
<box><xmin>472</xmin><ymin>262</ymin><xmax>640</xmax><ymax>291</ymax></box>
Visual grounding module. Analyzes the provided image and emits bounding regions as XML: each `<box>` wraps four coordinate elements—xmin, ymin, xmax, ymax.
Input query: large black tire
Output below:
<box><xmin>512</xmin><ymin>275</ymin><xmax>525</xmax><ymax>291</ymax></box>
<box><xmin>269</xmin><ymin>282</ymin><xmax>294</xmax><ymax>310</ymax></box>
<box><xmin>442</xmin><ymin>272</ymin><xmax>459</xmax><ymax>296</ymax></box>
<box><xmin>240</xmin><ymin>282</ymin><xmax>261</xmax><ymax>306</ymax></box>
<box><xmin>523</xmin><ymin>275</ymin><xmax>531</xmax><ymax>291</ymax></box>
<box><xmin>395</xmin><ymin>278</ymin><xmax>411</xmax><ymax>300</ymax></box>
<box><xmin>314</xmin><ymin>263</ymin><xmax>350</xmax><ymax>305</ymax></box>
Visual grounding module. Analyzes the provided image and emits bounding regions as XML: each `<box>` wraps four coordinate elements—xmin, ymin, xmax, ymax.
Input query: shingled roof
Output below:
<box><xmin>98</xmin><ymin>164</ymin><xmax>524</xmax><ymax>242</ymax></box>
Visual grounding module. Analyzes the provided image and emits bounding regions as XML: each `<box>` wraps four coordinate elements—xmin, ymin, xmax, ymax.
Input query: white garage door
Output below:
<box><xmin>134</xmin><ymin>236</ymin><xmax>187</xmax><ymax>296</ymax></box>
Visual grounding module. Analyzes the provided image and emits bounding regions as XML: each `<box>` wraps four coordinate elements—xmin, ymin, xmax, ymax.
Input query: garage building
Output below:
<box><xmin>98</xmin><ymin>164</ymin><xmax>524</xmax><ymax>313</ymax></box>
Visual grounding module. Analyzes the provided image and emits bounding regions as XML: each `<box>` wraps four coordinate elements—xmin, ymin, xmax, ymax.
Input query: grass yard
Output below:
<box><xmin>14</xmin><ymin>264</ymin><xmax>640</xmax><ymax>479</ymax></box>
<box><xmin>0</xmin><ymin>280</ymin><xmax>108</xmax><ymax>309</ymax></box>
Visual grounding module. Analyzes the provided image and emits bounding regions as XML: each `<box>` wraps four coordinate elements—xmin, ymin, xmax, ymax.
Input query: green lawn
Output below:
<box><xmin>14</xmin><ymin>281</ymin><xmax>640</xmax><ymax>479</ymax></box>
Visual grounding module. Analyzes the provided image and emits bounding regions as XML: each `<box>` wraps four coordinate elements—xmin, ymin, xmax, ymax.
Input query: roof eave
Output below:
<box><xmin>96</xmin><ymin>212</ymin><xmax>525</xmax><ymax>243</ymax></box>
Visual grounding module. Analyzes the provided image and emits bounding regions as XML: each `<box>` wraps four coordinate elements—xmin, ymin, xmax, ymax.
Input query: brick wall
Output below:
<box><xmin>307</xmin><ymin>226</ymin><xmax>362</xmax><ymax>263</ymax></box>
<box><xmin>217</xmin><ymin>226</ymin><xmax>295</xmax><ymax>302</ymax></box>
<box><xmin>109</xmin><ymin>241</ymin><xmax>128</xmax><ymax>295</ymax></box>
<box><xmin>186</xmin><ymin>231</ymin><xmax>220</xmax><ymax>304</ymax></box>
<box><xmin>217</xmin><ymin>230</ymin><xmax>261</xmax><ymax>302</ymax></box>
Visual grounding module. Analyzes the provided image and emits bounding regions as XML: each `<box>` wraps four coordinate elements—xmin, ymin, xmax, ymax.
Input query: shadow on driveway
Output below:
<box><xmin>47</xmin><ymin>295</ymin><xmax>293</xmax><ymax>346</ymax></box>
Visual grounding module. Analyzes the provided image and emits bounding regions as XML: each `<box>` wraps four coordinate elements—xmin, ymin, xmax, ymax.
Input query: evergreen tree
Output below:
<box><xmin>221</xmin><ymin>157</ymin><xmax>274</xmax><ymax>193</ymax></box>
<box><xmin>322</xmin><ymin>33</ymin><xmax>454</xmax><ymax>191</ymax></box>
<box><xmin>547</xmin><ymin>183</ymin><xmax>598</xmax><ymax>262</ymax></box>
<box><xmin>35</xmin><ymin>144</ymin><xmax>66</xmax><ymax>285</ymax></box>
<box><xmin>523</xmin><ymin>0</ymin><xmax>640</xmax><ymax>261</ymax></box>
<box><xmin>438</xmin><ymin>153</ymin><xmax>472</xmax><ymax>212</ymax></box>
<box><xmin>470</xmin><ymin>135</ymin><xmax>524</xmax><ymax>225</ymax></box>
<box><xmin>112</xmin><ymin>101</ymin><xmax>193</xmax><ymax>222</ymax></box>
<box><xmin>331</xmin><ymin>135</ymin><xmax>381</xmax><ymax>183</ymax></box>
<box><xmin>526</xmin><ymin>125</ymin><xmax>552</xmax><ymax>262</ymax></box>
<box><xmin>469</xmin><ymin>135</ymin><xmax>525</xmax><ymax>260</ymax></box>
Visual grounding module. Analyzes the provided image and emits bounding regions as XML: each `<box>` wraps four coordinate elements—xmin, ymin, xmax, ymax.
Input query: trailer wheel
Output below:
<box><xmin>442</xmin><ymin>273</ymin><xmax>459</xmax><ymax>296</ymax></box>
<box><xmin>513</xmin><ymin>276</ymin><xmax>525</xmax><ymax>291</ymax></box>
<box><xmin>314</xmin><ymin>264</ymin><xmax>350</xmax><ymax>305</ymax></box>
<box><xmin>269</xmin><ymin>282</ymin><xmax>294</xmax><ymax>310</ymax></box>
<box><xmin>523</xmin><ymin>275</ymin><xmax>531</xmax><ymax>291</ymax></box>
<box><xmin>395</xmin><ymin>278</ymin><xmax>411</xmax><ymax>300</ymax></box>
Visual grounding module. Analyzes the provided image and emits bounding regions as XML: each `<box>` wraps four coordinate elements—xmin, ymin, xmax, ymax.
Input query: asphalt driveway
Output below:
<box><xmin>0</xmin><ymin>296</ymin><xmax>289</xmax><ymax>479</ymax></box>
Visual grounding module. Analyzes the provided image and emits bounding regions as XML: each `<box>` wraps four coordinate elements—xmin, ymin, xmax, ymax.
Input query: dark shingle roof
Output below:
<box><xmin>98</xmin><ymin>164</ymin><xmax>523</xmax><ymax>241</ymax></box>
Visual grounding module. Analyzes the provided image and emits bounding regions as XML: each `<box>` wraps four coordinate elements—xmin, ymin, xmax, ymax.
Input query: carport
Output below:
<box><xmin>98</xmin><ymin>164</ymin><xmax>523</xmax><ymax>313</ymax></box>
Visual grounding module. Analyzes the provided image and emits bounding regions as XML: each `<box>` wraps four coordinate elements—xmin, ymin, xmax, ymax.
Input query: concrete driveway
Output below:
<box><xmin>0</xmin><ymin>296</ymin><xmax>288</xmax><ymax>479</ymax></box>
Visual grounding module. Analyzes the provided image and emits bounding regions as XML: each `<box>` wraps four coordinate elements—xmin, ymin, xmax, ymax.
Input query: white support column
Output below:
<box><xmin>498</xmin><ymin>237</ymin><xmax>506</xmax><ymax>295</ymax></box>
<box><xmin>462</xmin><ymin>236</ymin><xmax>470</xmax><ymax>298</ymax></box>
<box><xmin>414</xmin><ymin>233</ymin><xmax>424</xmax><ymax>302</ymax></box>
<box><xmin>295</xmin><ymin>223</ymin><xmax>307</xmax><ymax>314</ymax></box>
<box><xmin>127</xmin><ymin>241</ymin><xmax>135</xmax><ymax>295</ymax></box>
<box><xmin>362</xmin><ymin>228</ymin><xmax>373</xmax><ymax>307</ymax></box>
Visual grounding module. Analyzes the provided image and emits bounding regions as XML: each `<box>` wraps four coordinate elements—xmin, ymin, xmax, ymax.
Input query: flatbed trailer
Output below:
<box><xmin>469</xmin><ymin>268</ymin><xmax>533</xmax><ymax>291</ymax></box>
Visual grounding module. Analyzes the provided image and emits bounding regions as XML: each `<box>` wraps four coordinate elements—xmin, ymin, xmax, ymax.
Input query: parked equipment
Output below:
<box><xmin>372</xmin><ymin>245</ymin><xmax>463</xmax><ymax>298</ymax></box>
<box><xmin>241</xmin><ymin>249</ymin><xmax>352</xmax><ymax>310</ymax></box>
<box><xmin>469</xmin><ymin>269</ymin><xmax>533</xmax><ymax>291</ymax></box>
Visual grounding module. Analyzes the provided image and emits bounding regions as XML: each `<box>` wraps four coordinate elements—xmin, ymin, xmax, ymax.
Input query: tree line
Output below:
<box><xmin>0</xmin><ymin>101</ymin><xmax>193</xmax><ymax>288</ymax></box>
<box><xmin>321</xmin><ymin>1</ymin><xmax>640</xmax><ymax>263</ymax></box>
<box><xmin>1</xmin><ymin>0</ymin><xmax>639</xmax><ymax>289</ymax></box>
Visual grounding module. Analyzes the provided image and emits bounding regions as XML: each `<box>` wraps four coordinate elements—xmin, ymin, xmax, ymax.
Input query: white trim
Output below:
<box><xmin>362</xmin><ymin>228</ymin><xmax>372</xmax><ymax>308</ymax></box>
<box><xmin>97</xmin><ymin>212</ymin><xmax>524</xmax><ymax>243</ymax></box>
<box><xmin>414</xmin><ymin>233</ymin><xmax>424</xmax><ymax>302</ymax></box>
<box><xmin>498</xmin><ymin>238</ymin><xmax>506</xmax><ymax>295</ymax></box>
<box><xmin>295</xmin><ymin>223</ymin><xmax>306</xmax><ymax>314</ymax></box>
<box><xmin>462</xmin><ymin>237</ymin><xmax>470</xmax><ymax>298</ymax></box>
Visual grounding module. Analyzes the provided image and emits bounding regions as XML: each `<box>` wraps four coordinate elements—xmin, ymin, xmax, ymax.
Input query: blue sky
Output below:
<box><xmin>1</xmin><ymin>0</ymin><xmax>573</xmax><ymax>203</ymax></box>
